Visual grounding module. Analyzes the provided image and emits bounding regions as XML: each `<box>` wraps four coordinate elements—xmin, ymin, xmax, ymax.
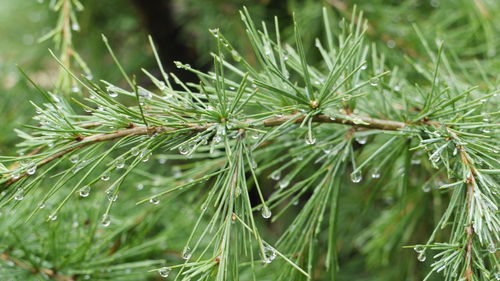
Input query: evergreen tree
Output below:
<box><xmin>0</xmin><ymin>1</ymin><xmax>498</xmax><ymax>281</ymax></box>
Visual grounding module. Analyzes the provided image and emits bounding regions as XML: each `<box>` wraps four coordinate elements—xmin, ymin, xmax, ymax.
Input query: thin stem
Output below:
<box><xmin>3</xmin><ymin>112</ymin><xmax>406</xmax><ymax>187</ymax></box>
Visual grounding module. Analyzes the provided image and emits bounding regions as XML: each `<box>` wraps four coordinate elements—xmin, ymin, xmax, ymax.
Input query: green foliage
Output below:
<box><xmin>0</xmin><ymin>1</ymin><xmax>498</xmax><ymax>281</ymax></box>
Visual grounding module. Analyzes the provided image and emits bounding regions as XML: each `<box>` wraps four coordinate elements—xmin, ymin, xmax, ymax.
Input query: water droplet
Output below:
<box><xmin>136</xmin><ymin>183</ymin><xmax>144</xmax><ymax>190</ymax></box>
<box><xmin>115</xmin><ymin>158</ymin><xmax>125</xmax><ymax>169</ymax></box>
<box><xmin>355</xmin><ymin>136</ymin><xmax>367</xmax><ymax>145</ymax></box>
<box><xmin>71</xmin><ymin>22</ymin><xmax>80</xmax><ymax>31</ymax></box>
<box><xmin>417</xmin><ymin>252</ymin><xmax>426</xmax><ymax>262</ymax></box>
<box><xmin>371</xmin><ymin>169</ymin><xmax>381</xmax><ymax>179</ymax></box>
<box><xmin>107</xmin><ymin>86</ymin><xmax>118</xmax><ymax>98</ymax></box>
<box><xmin>270</xmin><ymin>170</ymin><xmax>281</xmax><ymax>181</ymax></box>
<box><xmin>305</xmin><ymin>136</ymin><xmax>316</xmax><ymax>145</ymax></box>
<box><xmin>71</xmin><ymin>85</ymin><xmax>80</xmax><ymax>93</ymax></box>
<box><xmin>386</xmin><ymin>40</ymin><xmax>396</xmax><ymax>48</ymax></box>
<box><xmin>487</xmin><ymin>243</ymin><xmax>496</xmax><ymax>253</ymax></box>
<box><xmin>101</xmin><ymin>214</ymin><xmax>111</xmax><ymax>227</ymax></box>
<box><xmin>361</xmin><ymin>65</ymin><xmax>367</xmax><ymax>70</ymax></box>
<box><xmin>107</xmin><ymin>193</ymin><xmax>118</xmax><ymax>202</ymax></box>
<box><xmin>413</xmin><ymin>245</ymin><xmax>424</xmax><ymax>253</ymax></box>
<box><xmin>131</xmin><ymin>147</ymin><xmax>140</xmax><ymax>156</ymax></box>
<box><xmin>150</xmin><ymin>197</ymin><xmax>160</xmax><ymax>205</ymax></box>
<box><xmin>179</xmin><ymin>144</ymin><xmax>191</xmax><ymax>155</ymax></box>
<box><xmin>70</xmin><ymin>154</ymin><xmax>79</xmax><ymax>163</ymax></box>
<box><xmin>182</xmin><ymin>246</ymin><xmax>192</xmax><ymax>259</ymax></box>
<box><xmin>261</xmin><ymin>206</ymin><xmax>272</xmax><ymax>219</ymax></box>
<box><xmin>231</xmin><ymin>50</ymin><xmax>241</xmax><ymax>62</ymax></box>
<box><xmin>141</xmin><ymin>151</ymin><xmax>151</xmax><ymax>162</ymax></box>
<box><xmin>138</xmin><ymin>88</ymin><xmax>152</xmax><ymax>100</ymax></box>
<box><xmin>351</xmin><ymin>171</ymin><xmax>362</xmax><ymax>183</ymax></box>
<box><xmin>101</xmin><ymin>173</ymin><xmax>110</xmax><ymax>181</ymax></box>
<box><xmin>158</xmin><ymin>267</ymin><xmax>171</xmax><ymax>278</ymax></box>
<box><xmin>79</xmin><ymin>186</ymin><xmax>91</xmax><ymax>197</ymax></box>
<box><xmin>158</xmin><ymin>157</ymin><xmax>167</xmax><ymax>164</ymax></box>
<box><xmin>48</xmin><ymin>214</ymin><xmax>57</xmax><ymax>221</ymax></box>
<box><xmin>27</xmin><ymin>164</ymin><xmax>37</xmax><ymax>175</ymax></box>
<box><xmin>422</xmin><ymin>185</ymin><xmax>431</xmax><ymax>192</ymax></box>
<box><xmin>279</xmin><ymin>179</ymin><xmax>290</xmax><ymax>189</ymax></box>
<box><xmin>263</xmin><ymin>246</ymin><xmax>276</xmax><ymax>264</ymax></box>
<box><xmin>369</xmin><ymin>77</ymin><xmax>379</xmax><ymax>86</ymax></box>
<box><xmin>14</xmin><ymin>190</ymin><xmax>24</xmax><ymax>201</ymax></box>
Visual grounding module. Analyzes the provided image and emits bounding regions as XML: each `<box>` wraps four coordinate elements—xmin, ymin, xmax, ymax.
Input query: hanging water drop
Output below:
<box><xmin>279</xmin><ymin>178</ymin><xmax>290</xmax><ymax>189</ymax></box>
<box><xmin>158</xmin><ymin>267</ymin><xmax>171</xmax><ymax>278</ymax></box>
<box><xmin>70</xmin><ymin>154</ymin><xmax>79</xmax><ymax>164</ymax></box>
<box><xmin>413</xmin><ymin>245</ymin><xmax>424</xmax><ymax>253</ymax></box>
<box><xmin>263</xmin><ymin>246</ymin><xmax>276</xmax><ymax>264</ymax></box>
<box><xmin>270</xmin><ymin>170</ymin><xmax>281</xmax><ymax>181</ymax></box>
<box><xmin>422</xmin><ymin>185</ymin><xmax>431</xmax><ymax>192</ymax></box>
<box><xmin>71</xmin><ymin>22</ymin><xmax>80</xmax><ymax>31</ymax></box>
<box><xmin>71</xmin><ymin>85</ymin><xmax>80</xmax><ymax>93</ymax></box>
<box><xmin>27</xmin><ymin>164</ymin><xmax>37</xmax><ymax>175</ymax></box>
<box><xmin>79</xmin><ymin>185</ymin><xmax>91</xmax><ymax>197</ymax></box>
<box><xmin>131</xmin><ymin>147</ymin><xmax>140</xmax><ymax>156</ymax></box>
<box><xmin>487</xmin><ymin>243</ymin><xmax>496</xmax><ymax>253</ymax></box>
<box><xmin>369</xmin><ymin>77</ymin><xmax>379</xmax><ymax>86</ymax></box>
<box><xmin>305</xmin><ymin>136</ymin><xmax>316</xmax><ymax>145</ymax></box>
<box><xmin>261</xmin><ymin>206</ymin><xmax>272</xmax><ymax>219</ymax></box>
<box><xmin>115</xmin><ymin>158</ymin><xmax>125</xmax><ymax>169</ymax></box>
<box><xmin>101</xmin><ymin>214</ymin><xmax>111</xmax><ymax>227</ymax></box>
<box><xmin>107</xmin><ymin>193</ymin><xmax>118</xmax><ymax>202</ymax></box>
<box><xmin>14</xmin><ymin>191</ymin><xmax>24</xmax><ymax>201</ymax></box>
<box><xmin>101</xmin><ymin>173</ymin><xmax>110</xmax><ymax>181</ymax></box>
<box><xmin>141</xmin><ymin>151</ymin><xmax>151</xmax><ymax>162</ymax></box>
<box><xmin>136</xmin><ymin>183</ymin><xmax>144</xmax><ymax>190</ymax></box>
<box><xmin>178</xmin><ymin>144</ymin><xmax>191</xmax><ymax>155</ymax></box>
<box><xmin>48</xmin><ymin>214</ymin><xmax>57</xmax><ymax>221</ymax></box>
<box><xmin>355</xmin><ymin>136</ymin><xmax>367</xmax><ymax>145</ymax></box>
<box><xmin>182</xmin><ymin>246</ymin><xmax>192</xmax><ymax>260</ymax></box>
<box><xmin>351</xmin><ymin>171</ymin><xmax>362</xmax><ymax>183</ymax></box>
<box><xmin>417</xmin><ymin>252</ymin><xmax>426</xmax><ymax>262</ymax></box>
<box><xmin>371</xmin><ymin>168</ymin><xmax>381</xmax><ymax>179</ymax></box>
<box><xmin>150</xmin><ymin>197</ymin><xmax>160</xmax><ymax>205</ymax></box>
<box><xmin>107</xmin><ymin>86</ymin><xmax>118</xmax><ymax>98</ymax></box>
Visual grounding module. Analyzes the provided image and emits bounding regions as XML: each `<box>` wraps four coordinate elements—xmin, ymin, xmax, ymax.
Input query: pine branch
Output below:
<box><xmin>0</xmin><ymin>253</ymin><xmax>74</xmax><ymax>281</ymax></box>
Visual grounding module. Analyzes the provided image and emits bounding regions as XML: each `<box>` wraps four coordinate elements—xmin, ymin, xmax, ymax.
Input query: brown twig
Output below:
<box><xmin>3</xmin><ymin>113</ymin><xmax>406</xmax><ymax>188</ymax></box>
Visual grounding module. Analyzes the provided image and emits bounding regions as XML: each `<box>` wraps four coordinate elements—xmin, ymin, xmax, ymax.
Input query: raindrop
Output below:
<box><xmin>79</xmin><ymin>186</ymin><xmax>91</xmax><ymax>197</ymax></box>
<box><xmin>371</xmin><ymin>169</ymin><xmax>381</xmax><ymax>179</ymax></box>
<box><xmin>136</xmin><ymin>183</ymin><xmax>144</xmax><ymax>190</ymax></box>
<box><xmin>101</xmin><ymin>173</ymin><xmax>110</xmax><ymax>181</ymax></box>
<box><xmin>182</xmin><ymin>246</ymin><xmax>192</xmax><ymax>260</ymax></box>
<box><xmin>115</xmin><ymin>158</ymin><xmax>125</xmax><ymax>169</ymax></box>
<box><xmin>27</xmin><ymin>164</ymin><xmax>37</xmax><ymax>175</ymax></box>
<box><xmin>361</xmin><ymin>65</ymin><xmax>367</xmax><ymax>70</ymax></box>
<box><xmin>279</xmin><ymin>179</ymin><xmax>290</xmax><ymax>189</ymax></box>
<box><xmin>231</xmin><ymin>50</ymin><xmax>241</xmax><ymax>62</ymax></box>
<box><xmin>14</xmin><ymin>190</ymin><xmax>24</xmax><ymax>201</ymax></box>
<box><xmin>369</xmin><ymin>77</ymin><xmax>379</xmax><ymax>86</ymax></box>
<box><xmin>158</xmin><ymin>267</ymin><xmax>171</xmax><ymax>278</ymax></box>
<box><xmin>422</xmin><ymin>185</ymin><xmax>431</xmax><ymax>192</ymax></box>
<box><xmin>270</xmin><ymin>170</ymin><xmax>281</xmax><ymax>181</ymax></box>
<box><xmin>261</xmin><ymin>206</ymin><xmax>272</xmax><ymax>219</ymax></box>
<box><xmin>131</xmin><ymin>147</ymin><xmax>140</xmax><ymax>156</ymax></box>
<box><xmin>487</xmin><ymin>243</ymin><xmax>496</xmax><ymax>253</ymax></box>
<box><xmin>351</xmin><ymin>171</ymin><xmax>362</xmax><ymax>183</ymax></box>
<box><xmin>413</xmin><ymin>245</ymin><xmax>424</xmax><ymax>253</ymax></box>
<box><xmin>150</xmin><ymin>197</ymin><xmax>160</xmax><ymax>205</ymax></box>
<box><xmin>417</xmin><ymin>252</ymin><xmax>426</xmax><ymax>262</ymax></box>
<box><xmin>71</xmin><ymin>22</ymin><xmax>80</xmax><ymax>31</ymax></box>
<box><xmin>107</xmin><ymin>193</ymin><xmax>118</xmax><ymax>202</ymax></box>
<box><xmin>141</xmin><ymin>151</ymin><xmax>151</xmax><ymax>162</ymax></box>
<box><xmin>158</xmin><ymin>157</ymin><xmax>167</xmax><ymax>164</ymax></box>
<box><xmin>263</xmin><ymin>246</ymin><xmax>276</xmax><ymax>264</ymax></box>
<box><xmin>101</xmin><ymin>214</ymin><xmax>111</xmax><ymax>227</ymax></box>
<box><xmin>386</xmin><ymin>40</ymin><xmax>396</xmax><ymax>48</ymax></box>
<box><xmin>178</xmin><ymin>144</ymin><xmax>191</xmax><ymax>155</ymax></box>
<box><xmin>305</xmin><ymin>136</ymin><xmax>316</xmax><ymax>145</ymax></box>
<box><xmin>107</xmin><ymin>86</ymin><xmax>118</xmax><ymax>98</ymax></box>
<box><xmin>48</xmin><ymin>214</ymin><xmax>57</xmax><ymax>221</ymax></box>
<box><xmin>70</xmin><ymin>154</ymin><xmax>79</xmax><ymax>163</ymax></box>
<box><xmin>355</xmin><ymin>136</ymin><xmax>367</xmax><ymax>145</ymax></box>
<box><xmin>71</xmin><ymin>85</ymin><xmax>80</xmax><ymax>93</ymax></box>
